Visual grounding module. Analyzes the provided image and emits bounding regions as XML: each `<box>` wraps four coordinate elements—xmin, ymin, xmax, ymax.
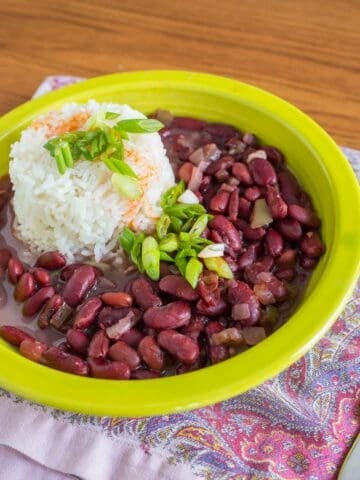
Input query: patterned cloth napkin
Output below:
<box><xmin>0</xmin><ymin>76</ymin><xmax>359</xmax><ymax>480</ymax></box>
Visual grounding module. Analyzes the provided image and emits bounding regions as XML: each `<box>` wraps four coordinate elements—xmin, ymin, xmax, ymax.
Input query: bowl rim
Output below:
<box><xmin>0</xmin><ymin>70</ymin><xmax>359</xmax><ymax>417</ymax></box>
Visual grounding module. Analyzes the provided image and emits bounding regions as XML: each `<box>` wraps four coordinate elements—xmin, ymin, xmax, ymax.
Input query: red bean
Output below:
<box><xmin>265</xmin><ymin>229</ymin><xmax>284</xmax><ymax>257</ymax></box>
<box><xmin>210</xmin><ymin>215</ymin><xmax>242</xmax><ymax>251</ymax></box>
<box><xmin>119</xmin><ymin>328</ymin><xmax>143</xmax><ymax>349</ymax></box>
<box><xmin>288</xmin><ymin>204</ymin><xmax>320</xmax><ymax>228</ymax></box>
<box><xmin>97</xmin><ymin>306</ymin><xmax>140</xmax><ymax>329</ymax></box>
<box><xmin>248</xmin><ymin>158</ymin><xmax>276</xmax><ymax>186</ymax></box>
<box><xmin>106</xmin><ymin>311</ymin><xmax>139</xmax><ymax>340</ymax></box>
<box><xmin>278</xmin><ymin>170</ymin><xmax>302</xmax><ymax>205</ymax></box>
<box><xmin>178</xmin><ymin>162</ymin><xmax>194</xmax><ymax>182</ymax></box>
<box><xmin>275</xmin><ymin>267</ymin><xmax>295</xmax><ymax>281</ymax></box>
<box><xmin>63</xmin><ymin>265</ymin><xmax>96</xmax><ymax>307</ymax></box>
<box><xmin>253</xmin><ymin>283</ymin><xmax>276</xmax><ymax>305</ymax></box>
<box><xmin>206</xmin><ymin>155</ymin><xmax>234</xmax><ymax>175</ymax></box>
<box><xmin>38</xmin><ymin>294</ymin><xmax>64</xmax><ymax>329</ymax></box>
<box><xmin>43</xmin><ymin>347</ymin><xmax>89</xmax><ymax>376</ymax></box>
<box><xmin>143</xmin><ymin>301</ymin><xmax>191</xmax><ymax>329</ymax></box>
<box><xmin>36</xmin><ymin>251</ymin><xmax>66</xmax><ymax>270</ymax></box>
<box><xmin>245</xmin><ymin>186</ymin><xmax>262</xmax><ymax>202</ymax></box>
<box><xmin>300</xmin><ymin>232</ymin><xmax>325</xmax><ymax>258</ymax></box>
<box><xmin>228</xmin><ymin>188</ymin><xmax>239</xmax><ymax>220</ymax></box>
<box><xmin>132</xmin><ymin>369</ymin><xmax>161</xmax><ymax>380</ymax></box>
<box><xmin>101</xmin><ymin>292</ymin><xmax>133</xmax><ymax>308</ymax></box>
<box><xmin>227</xmin><ymin>281</ymin><xmax>261</xmax><ymax>326</ymax></box>
<box><xmin>235</xmin><ymin>219</ymin><xmax>266</xmax><ymax>241</ymax></box>
<box><xmin>89</xmin><ymin>359</ymin><xmax>130</xmax><ymax>379</ymax></box>
<box><xmin>158</xmin><ymin>329</ymin><xmax>200</xmax><ymax>365</ymax></box>
<box><xmin>88</xmin><ymin>330</ymin><xmax>109</xmax><ymax>359</ymax></box>
<box><xmin>238</xmin><ymin>197</ymin><xmax>252</xmax><ymax>220</ymax></box>
<box><xmin>60</xmin><ymin>263</ymin><xmax>82</xmax><ymax>281</ymax></box>
<box><xmin>181</xmin><ymin>315</ymin><xmax>207</xmax><ymax>341</ymax></box>
<box><xmin>231</xmin><ymin>163</ymin><xmax>253</xmax><ymax>184</ymax></box>
<box><xmin>14</xmin><ymin>272</ymin><xmax>36</xmax><ymax>301</ymax></box>
<box><xmin>262</xmin><ymin>146</ymin><xmax>283</xmax><ymax>167</ymax></box>
<box><xmin>210</xmin><ymin>190</ymin><xmax>230</xmax><ymax>213</ymax></box>
<box><xmin>196</xmin><ymin>296</ymin><xmax>228</xmax><ymax>316</ymax></box>
<box><xmin>109</xmin><ymin>341</ymin><xmax>141</xmax><ymax>370</ymax></box>
<box><xmin>138</xmin><ymin>336</ymin><xmax>165</xmax><ymax>371</ymax></box>
<box><xmin>266</xmin><ymin>186</ymin><xmax>288</xmax><ymax>219</ymax></box>
<box><xmin>31</xmin><ymin>267</ymin><xmax>51</xmax><ymax>286</ymax></box>
<box><xmin>0</xmin><ymin>248</ymin><xmax>11</xmax><ymax>270</ymax></box>
<box><xmin>276</xmin><ymin>248</ymin><xmax>297</xmax><ymax>267</ymax></box>
<box><xmin>237</xmin><ymin>244</ymin><xmax>258</xmax><ymax>269</ymax></box>
<box><xmin>159</xmin><ymin>275</ymin><xmax>199</xmax><ymax>301</ymax></box>
<box><xmin>197</xmin><ymin>271</ymin><xmax>219</xmax><ymax>304</ymax></box>
<box><xmin>0</xmin><ymin>325</ymin><xmax>35</xmax><ymax>346</ymax></box>
<box><xmin>73</xmin><ymin>297</ymin><xmax>103</xmax><ymax>329</ymax></box>
<box><xmin>22</xmin><ymin>287</ymin><xmax>55</xmax><ymax>317</ymax></box>
<box><xmin>266</xmin><ymin>276</ymin><xmax>288</xmax><ymax>301</ymax></box>
<box><xmin>66</xmin><ymin>329</ymin><xmax>89</xmax><ymax>355</ymax></box>
<box><xmin>300</xmin><ymin>255</ymin><xmax>318</xmax><ymax>269</ymax></box>
<box><xmin>277</xmin><ymin>219</ymin><xmax>302</xmax><ymax>241</ymax></box>
<box><xmin>8</xmin><ymin>258</ymin><xmax>24</xmax><ymax>284</ymax></box>
<box><xmin>172</xmin><ymin>117</ymin><xmax>207</xmax><ymax>130</ymax></box>
<box><xmin>131</xmin><ymin>278</ymin><xmax>162</xmax><ymax>309</ymax></box>
<box><xmin>19</xmin><ymin>339</ymin><xmax>48</xmax><ymax>363</ymax></box>
<box><xmin>209</xmin><ymin>344</ymin><xmax>228</xmax><ymax>364</ymax></box>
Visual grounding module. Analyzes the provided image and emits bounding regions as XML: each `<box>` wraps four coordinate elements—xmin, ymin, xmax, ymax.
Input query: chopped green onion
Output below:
<box><xmin>119</xmin><ymin>227</ymin><xmax>136</xmax><ymax>255</ymax></box>
<box><xmin>159</xmin><ymin>233</ymin><xmax>178</xmax><ymax>252</ymax></box>
<box><xmin>105</xmin><ymin>112</ymin><xmax>120</xmax><ymax>120</ymax></box>
<box><xmin>185</xmin><ymin>258</ymin><xmax>203</xmax><ymax>288</ymax></box>
<box><xmin>164</xmin><ymin>203</ymin><xmax>206</xmax><ymax>219</ymax></box>
<box><xmin>203</xmin><ymin>257</ymin><xmax>234</xmax><ymax>279</ymax></box>
<box><xmin>189</xmin><ymin>214</ymin><xmax>210</xmax><ymax>236</ymax></box>
<box><xmin>111</xmin><ymin>173</ymin><xmax>142</xmax><ymax>200</ymax></box>
<box><xmin>116</xmin><ymin>118</ymin><xmax>164</xmax><ymax>134</ymax></box>
<box><xmin>159</xmin><ymin>251</ymin><xmax>175</xmax><ymax>262</ymax></box>
<box><xmin>170</xmin><ymin>217</ymin><xmax>183</xmax><ymax>233</ymax></box>
<box><xmin>156</xmin><ymin>214</ymin><xmax>171</xmax><ymax>239</ymax></box>
<box><xmin>142</xmin><ymin>236</ymin><xmax>160</xmax><ymax>281</ymax></box>
<box><xmin>160</xmin><ymin>181</ymin><xmax>185</xmax><ymax>209</ymax></box>
<box><xmin>174</xmin><ymin>247</ymin><xmax>197</xmax><ymax>276</ymax></box>
<box><xmin>60</xmin><ymin>141</ymin><xmax>73</xmax><ymax>168</ymax></box>
<box><xmin>130</xmin><ymin>233</ymin><xmax>145</xmax><ymax>272</ymax></box>
<box><xmin>54</xmin><ymin>148</ymin><xmax>67</xmax><ymax>174</ymax></box>
<box><xmin>110</xmin><ymin>158</ymin><xmax>137</xmax><ymax>178</ymax></box>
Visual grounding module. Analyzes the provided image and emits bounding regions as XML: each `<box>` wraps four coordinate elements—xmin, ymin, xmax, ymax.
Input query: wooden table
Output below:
<box><xmin>1</xmin><ymin>0</ymin><xmax>359</xmax><ymax>148</ymax></box>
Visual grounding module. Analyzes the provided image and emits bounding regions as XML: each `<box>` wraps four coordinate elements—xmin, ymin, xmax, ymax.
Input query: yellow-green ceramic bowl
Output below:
<box><xmin>0</xmin><ymin>71</ymin><xmax>359</xmax><ymax>416</ymax></box>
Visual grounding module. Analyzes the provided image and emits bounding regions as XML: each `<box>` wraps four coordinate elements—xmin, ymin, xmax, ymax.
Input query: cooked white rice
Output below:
<box><xmin>9</xmin><ymin>100</ymin><xmax>175</xmax><ymax>261</ymax></box>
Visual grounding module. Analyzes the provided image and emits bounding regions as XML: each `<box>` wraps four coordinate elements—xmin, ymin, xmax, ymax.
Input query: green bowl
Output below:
<box><xmin>0</xmin><ymin>71</ymin><xmax>359</xmax><ymax>416</ymax></box>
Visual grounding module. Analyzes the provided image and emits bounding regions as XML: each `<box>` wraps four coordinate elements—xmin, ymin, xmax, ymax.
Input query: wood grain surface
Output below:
<box><xmin>0</xmin><ymin>0</ymin><xmax>359</xmax><ymax>147</ymax></box>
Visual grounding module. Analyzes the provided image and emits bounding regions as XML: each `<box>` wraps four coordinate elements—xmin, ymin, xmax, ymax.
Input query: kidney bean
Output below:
<box><xmin>109</xmin><ymin>341</ymin><xmax>140</xmax><ymax>370</ymax></box>
<box><xmin>235</xmin><ymin>219</ymin><xmax>266</xmax><ymax>241</ymax></box>
<box><xmin>258</xmin><ymin>255</ymin><xmax>274</xmax><ymax>271</ymax></box>
<box><xmin>242</xmin><ymin>326</ymin><xmax>266</xmax><ymax>345</ymax></box>
<box><xmin>206</xmin><ymin>155</ymin><xmax>234</xmax><ymax>175</ymax></box>
<box><xmin>66</xmin><ymin>329</ymin><xmax>89</xmax><ymax>355</ymax></box>
<box><xmin>266</xmin><ymin>186</ymin><xmax>288</xmax><ymax>219</ymax></box>
<box><xmin>159</xmin><ymin>275</ymin><xmax>199</xmax><ymax>301</ymax></box>
<box><xmin>30</xmin><ymin>267</ymin><xmax>51</xmax><ymax>287</ymax></box>
<box><xmin>227</xmin><ymin>281</ymin><xmax>261</xmax><ymax>326</ymax></box>
<box><xmin>106</xmin><ymin>311</ymin><xmax>139</xmax><ymax>339</ymax></box>
<box><xmin>275</xmin><ymin>267</ymin><xmax>295</xmax><ymax>281</ymax></box>
<box><xmin>205</xmin><ymin>321</ymin><xmax>224</xmax><ymax>336</ymax></box>
<box><xmin>215</xmin><ymin>169</ymin><xmax>229</xmax><ymax>182</ymax></box>
<box><xmin>228</xmin><ymin>188</ymin><xmax>240</xmax><ymax>220</ymax></box>
<box><xmin>242</xmin><ymin>132</ymin><xmax>257</xmax><ymax>146</ymax></box>
<box><xmin>277</xmin><ymin>170</ymin><xmax>302</xmax><ymax>204</ymax></box>
<box><xmin>172</xmin><ymin>117</ymin><xmax>207</xmax><ymax>130</ymax></box>
<box><xmin>48</xmin><ymin>302</ymin><xmax>73</xmax><ymax>332</ymax></box>
<box><xmin>288</xmin><ymin>204</ymin><xmax>320</xmax><ymax>228</ymax></box>
<box><xmin>197</xmin><ymin>271</ymin><xmax>219</xmax><ymax>304</ymax></box>
<box><xmin>265</xmin><ymin>229</ymin><xmax>284</xmax><ymax>257</ymax></box>
<box><xmin>101</xmin><ymin>292</ymin><xmax>133</xmax><ymax>308</ymax></box>
<box><xmin>60</xmin><ymin>263</ymin><xmax>82</xmax><ymax>281</ymax></box>
<box><xmin>261</xmin><ymin>146</ymin><xmax>284</xmax><ymax>167</ymax></box>
<box><xmin>119</xmin><ymin>328</ymin><xmax>143</xmax><ymax>349</ymax></box>
<box><xmin>63</xmin><ymin>265</ymin><xmax>96</xmax><ymax>307</ymax></box>
<box><xmin>181</xmin><ymin>315</ymin><xmax>207</xmax><ymax>341</ymax></box>
<box><xmin>43</xmin><ymin>347</ymin><xmax>89</xmax><ymax>376</ymax></box>
<box><xmin>0</xmin><ymin>325</ymin><xmax>35</xmax><ymax>346</ymax></box>
<box><xmin>248</xmin><ymin>158</ymin><xmax>276</xmax><ymax>186</ymax></box>
<box><xmin>236</xmin><ymin>244</ymin><xmax>257</xmax><ymax>270</ymax></box>
<box><xmin>138</xmin><ymin>336</ymin><xmax>165</xmax><ymax>371</ymax></box>
<box><xmin>277</xmin><ymin>219</ymin><xmax>302</xmax><ymax>241</ymax></box>
<box><xmin>202</xmin><ymin>143</ymin><xmax>222</xmax><ymax>162</ymax></box>
<box><xmin>210</xmin><ymin>190</ymin><xmax>230</xmax><ymax>213</ymax></box>
<box><xmin>36</xmin><ymin>251</ymin><xmax>66</xmax><ymax>270</ymax></box>
<box><xmin>131</xmin><ymin>278</ymin><xmax>162</xmax><ymax>309</ymax></box>
<box><xmin>98</xmin><ymin>307</ymin><xmax>140</xmax><ymax>329</ymax></box>
<box><xmin>132</xmin><ymin>369</ymin><xmax>161</xmax><ymax>379</ymax></box>
<box><xmin>253</xmin><ymin>283</ymin><xmax>276</xmax><ymax>305</ymax></box>
<box><xmin>245</xmin><ymin>186</ymin><xmax>262</xmax><ymax>202</ymax></box>
<box><xmin>196</xmin><ymin>296</ymin><xmax>228</xmax><ymax>316</ymax></box>
<box><xmin>231</xmin><ymin>162</ymin><xmax>253</xmax><ymax>184</ymax></box>
<box><xmin>211</xmin><ymin>328</ymin><xmax>243</xmax><ymax>346</ymax></box>
<box><xmin>266</xmin><ymin>276</ymin><xmax>288</xmax><ymax>301</ymax></box>
<box><xmin>158</xmin><ymin>329</ymin><xmax>200</xmax><ymax>365</ymax></box>
<box><xmin>210</xmin><ymin>215</ymin><xmax>242</xmax><ymax>251</ymax></box>
<box><xmin>0</xmin><ymin>249</ymin><xmax>11</xmax><ymax>270</ymax></box>
<box><xmin>14</xmin><ymin>272</ymin><xmax>36</xmax><ymax>302</ymax></box>
<box><xmin>19</xmin><ymin>339</ymin><xmax>48</xmax><ymax>363</ymax></box>
<box><xmin>88</xmin><ymin>330</ymin><xmax>109</xmax><ymax>359</ymax></box>
<box><xmin>227</xmin><ymin>176</ymin><xmax>240</xmax><ymax>187</ymax></box>
<box><xmin>73</xmin><ymin>297</ymin><xmax>102</xmax><ymax>329</ymax></box>
<box><xmin>178</xmin><ymin>162</ymin><xmax>194</xmax><ymax>182</ymax></box>
<box><xmin>209</xmin><ymin>228</ymin><xmax>223</xmax><ymax>244</ymax></box>
<box><xmin>300</xmin><ymin>232</ymin><xmax>325</xmax><ymax>258</ymax></box>
<box><xmin>300</xmin><ymin>255</ymin><xmax>318</xmax><ymax>269</ymax></box>
<box><xmin>89</xmin><ymin>359</ymin><xmax>130</xmax><ymax>379</ymax></box>
<box><xmin>144</xmin><ymin>301</ymin><xmax>191</xmax><ymax>329</ymax></box>
<box><xmin>244</xmin><ymin>263</ymin><xmax>271</xmax><ymax>284</ymax></box>
<box><xmin>8</xmin><ymin>258</ymin><xmax>24</xmax><ymax>284</ymax></box>
<box><xmin>276</xmin><ymin>248</ymin><xmax>297</xmax><ymax>267</ymax></box>
<box><xmin>237</xmin><ymin>197</ymin><xmax>252</xmax><ymax>220</ymax></box>
<box><xmin>23</xmin><ymin>286</ymin><xmax>55</xmax><ymax>317</ymax></box>
<box><xmin>209</xmin><ymin>344</ymin><xmax>228</xmax><ymax>364</ymax></box>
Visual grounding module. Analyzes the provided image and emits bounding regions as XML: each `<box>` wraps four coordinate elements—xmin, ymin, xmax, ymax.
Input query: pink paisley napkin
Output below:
<box><xmin>0</xmin><ymin>75</ymin><xmax>359</xmax><ymax>480</ymax></box>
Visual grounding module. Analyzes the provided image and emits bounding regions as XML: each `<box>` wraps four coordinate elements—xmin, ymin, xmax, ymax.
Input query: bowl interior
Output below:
<box><xmin>0</xmin><ymin>71</ymin><xmax>358</xmax><ymax>416</ymax></box>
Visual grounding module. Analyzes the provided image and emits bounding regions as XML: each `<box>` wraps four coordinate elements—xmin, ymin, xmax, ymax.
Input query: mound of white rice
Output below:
<box><xmin>9</xmin><ymin>100</ymin><xmax>174</xmax><ymax>261</ymax></box>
